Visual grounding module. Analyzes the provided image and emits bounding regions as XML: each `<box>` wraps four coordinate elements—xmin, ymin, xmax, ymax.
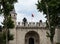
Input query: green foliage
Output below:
<box><xmin>8</xmin><ymin>0</ymin><xmax>17</xmax><ymax>4</ymax></box>
<box><xmin>0</xmin><ymin>0</ymin><xmax>17</xmax><ymax>29</ymax></box>
<box><xmin>46</xmin><ymin>31</ymin><xmax>50</xmax><ymax>37</ymax></box>
<box><xmin>2</xmin><ymin>30</ymin><xmax>14</xmax><ymax>41</ymax></box>
<box><xmin>8</xmin><ymin>30</ymin><xmax>14</xmax><ymax>41</ymax></box>
<box><xmin>0</xmin><ymin>0</ymin><xmax>17</xmax><ymax>15</ymax></box>
<box><xmin>0</xmin><ymin>32</ymin><xmax>5</xmax><ymax>44</ymax></box>
<box><xmin>0</xmin><ymin>0</ymin><xmax>17</xmax><ymax>44</ymax></box>
<box><xmin>0</xmin><ymin>30</ymin><xmax>14</xmax><ymax>44</ymax></box>
<box><xmin>3</xmin><ymin>16</ymin><xmax>14</xmax><ymax>29</ymax></box>
<box><xmin>56</xmin><ymin>43</ymin><xmax>60</xmax><ymax>44</ymax></box>
<box><xmin>0</xmin><ymin>25</ymin><xmax>2</xmax><ymax>31</ymax></box>
<box><xmin>36</xmin><ymin>0</ymin><xmax>60</xmax><ymax>14</ymax></box>
<box><xmin>36</xmin><ymin>0</ymin><xmax>60</xmax><ymax>43</ymax></box>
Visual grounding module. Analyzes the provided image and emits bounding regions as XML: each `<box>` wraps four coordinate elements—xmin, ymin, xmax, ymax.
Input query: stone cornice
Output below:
<box><xmin>16</xmin><ymin>26</ymin><xmax>47</xmax><ymax>29</ymax></box>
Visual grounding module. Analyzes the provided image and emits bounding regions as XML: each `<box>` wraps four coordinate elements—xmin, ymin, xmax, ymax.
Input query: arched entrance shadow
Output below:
<box><xmin>25</xmin><ymin>31</ymin><xmax>40</xmax><ymax>44</ymax></box>
<box><xmin>29</xmin><ymin>38</ymin><xmax>34</xmax><ymax>44</ymax></box>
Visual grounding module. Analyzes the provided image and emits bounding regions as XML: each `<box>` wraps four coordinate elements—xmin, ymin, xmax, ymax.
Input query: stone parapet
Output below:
<box><xmin>17</xmin><ymin>22</ymin><xmax>46</xmax><ymax>28</ymax></box>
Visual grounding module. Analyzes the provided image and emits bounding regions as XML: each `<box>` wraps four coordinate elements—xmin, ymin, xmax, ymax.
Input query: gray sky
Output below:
<box><xmin>0</xmin><ymin>0</ymin><xmax>46</xmax><ymax>25</ymax></box>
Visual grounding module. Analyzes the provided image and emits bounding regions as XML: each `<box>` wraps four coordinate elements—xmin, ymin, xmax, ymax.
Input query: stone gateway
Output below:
<box><xmin>9</xmin><ymin>9</ymin><xmax>60</xmax><ymax>44</ymax></box>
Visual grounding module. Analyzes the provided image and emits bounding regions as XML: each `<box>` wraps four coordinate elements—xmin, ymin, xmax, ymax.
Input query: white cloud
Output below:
<box><xmin>17</xmin><ymin>12</ymin><xmax>46</xmax><ymax>22</ymax></box>
<box><xmin>14</xmin><ymin>0</ymin><xmax>46</xmax><ymax>22</ymax></box>
<box><xmin>17</xmin><ymin>13</ymin><xmax>35</xmax><ymax>22</ymax></box>
<box><xmin>0</xmin><ymin>0</ymin><xmax>46</xmax><ymax>25</ymax></box>
<box><xmin>0</xmin><ymin>15</ymin><xmax>4</xmax><ymax>25</ymax></box>
<box><xmin>14</xmin><ymin>0</ymin><xmax>38</xmax><ymax>13</ymax></box>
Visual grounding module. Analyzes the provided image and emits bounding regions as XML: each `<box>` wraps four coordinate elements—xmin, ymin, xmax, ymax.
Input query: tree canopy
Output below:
<box><xmin>36</xmin><ymin>0</ymin><xmax>60</xmax><ymax>44</ymax></box>
<box><xmin>0</xmin><ymin>25</ymin><xmax>3</xmax><ymax>31</ymax></box>
<box><xmin>0</xmin><ymin>0</ymin><xmax>17</xmax><ymax>44</ymax></box>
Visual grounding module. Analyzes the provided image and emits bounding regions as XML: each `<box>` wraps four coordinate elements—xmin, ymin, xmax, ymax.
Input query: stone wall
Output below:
<box><xmin>9</xmin><ymin>22</ymin><xmax>60</xmax><ymax>44</ymax></box>
<box><xmin>16</xmin><ymin>22</ymin><xmax>51</xmax><ymax>44</ymax></box>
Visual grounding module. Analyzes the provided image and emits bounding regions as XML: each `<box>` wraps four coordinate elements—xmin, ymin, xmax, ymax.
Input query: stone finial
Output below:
<box><xmin>39</xmin><ymin>20</ymin><xmax>42</xmax><ymax>23</ymax></box>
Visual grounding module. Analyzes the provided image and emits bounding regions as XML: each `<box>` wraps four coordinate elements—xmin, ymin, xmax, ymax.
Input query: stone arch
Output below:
<box><xmin>25</xmin><ymin>31</ymin><xmax>40</xmax><ymax>44</ymax></box>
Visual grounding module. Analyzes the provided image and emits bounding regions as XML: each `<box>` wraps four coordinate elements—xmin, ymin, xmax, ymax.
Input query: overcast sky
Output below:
<box><xmin>0</xmin><ymin>0</ymin><xmax>46</xmax><ymax>25</ymax></box>
<box><xmin>14</xmin><ymin>0</ymin><xmax>46</xmax><ymax>22</ymax></box>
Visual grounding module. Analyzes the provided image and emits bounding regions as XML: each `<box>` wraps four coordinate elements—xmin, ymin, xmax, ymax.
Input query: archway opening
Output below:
<box><xmin>25</xmin><ymin>31</ymin><xmax>40</xmax><ymax>44</ymax></box>
<box><xmin>29</xmin><ymin>38</ymin><xmax>34</xmax><ymax>44</ymax></box>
